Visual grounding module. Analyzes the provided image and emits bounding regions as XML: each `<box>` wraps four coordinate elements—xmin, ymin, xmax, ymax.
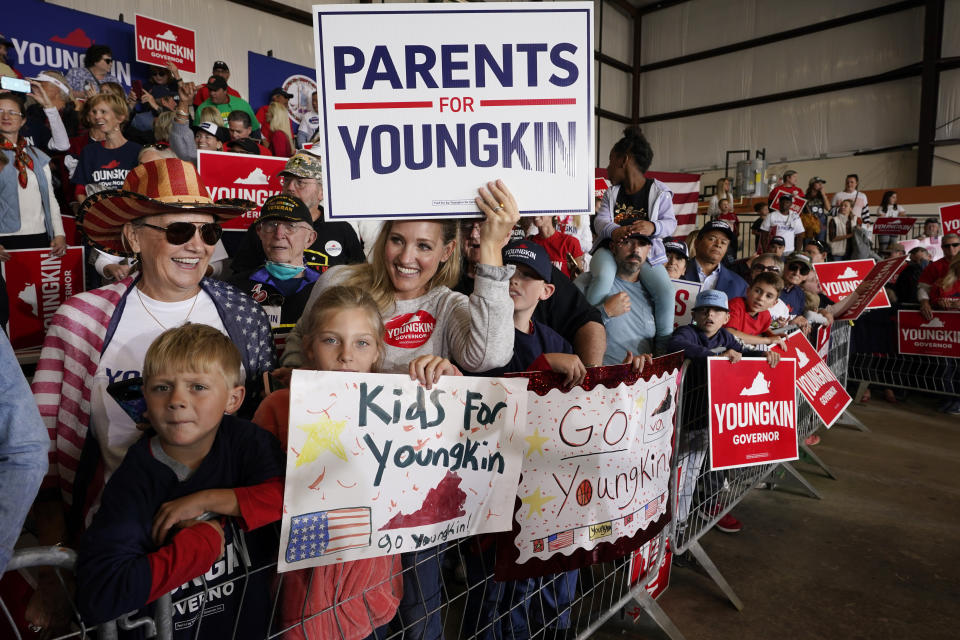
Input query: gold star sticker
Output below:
<box><xmin>520</xmin><ymin>488</ymin><xmax>556</xmax><ymax>519</ymax></box>
<box><xmin>295</xmin><ymin>416</ymin><xmax>348</xmax><ymax>466</ymax></box>
<box><xmin>635</xmin><ymin>394</ymin><xmax>645</xmax><ymax>409</ymax></box>
<box><xmin>524</xmin><ymin>428</ymin><xmax>549</xmax><ymax>458</ymax></box>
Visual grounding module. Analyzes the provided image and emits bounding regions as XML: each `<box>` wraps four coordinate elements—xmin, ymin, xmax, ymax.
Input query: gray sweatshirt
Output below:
<box><xmin>281</xmin><ymin>263</ymin><xmax>516</xmax><ymax>373</ymax></box>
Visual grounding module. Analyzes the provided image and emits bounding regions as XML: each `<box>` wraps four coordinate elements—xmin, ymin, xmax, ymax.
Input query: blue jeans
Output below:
<box><xmin>395</xmin><ymin>548</ymin><xmax>445</xmax><ymax>640</ymax></box>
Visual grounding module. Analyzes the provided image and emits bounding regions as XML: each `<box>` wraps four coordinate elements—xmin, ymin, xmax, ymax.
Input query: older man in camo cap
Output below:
<box><xmin>230</xmin><ymin>151</ymin><xmax>365</xmax><ymax>274</ymax></box>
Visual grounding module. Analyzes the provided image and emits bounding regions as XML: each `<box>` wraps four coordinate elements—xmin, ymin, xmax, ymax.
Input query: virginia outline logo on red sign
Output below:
<box><xmin>707</xmin><ymin>357</ymin><xmax>798</xmax><ymax>471</ymax></box>
<box><xmin>384</xmin><ymin>310</ymin><xmax>437</xmax><ymax>349</ymax></box>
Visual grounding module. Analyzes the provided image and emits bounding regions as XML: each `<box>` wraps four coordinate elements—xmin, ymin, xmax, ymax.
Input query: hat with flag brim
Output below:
<box><xmin>78</xmin><ymin>159</ymin><xmax>251</xmax><ymax>255</ymax></box>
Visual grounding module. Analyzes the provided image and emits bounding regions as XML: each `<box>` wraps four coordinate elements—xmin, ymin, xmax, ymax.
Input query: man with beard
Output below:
<box><xmin>575</xmin><ymin>232</ymin><xmax>656</xmax><ymax>365</ymax></box>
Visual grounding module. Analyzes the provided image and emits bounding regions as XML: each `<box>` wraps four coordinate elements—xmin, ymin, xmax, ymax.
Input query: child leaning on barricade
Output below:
<box><xmin>76</xmin><ymin>324</ymin><xmax>284</xmax><ymax>638</ymax></box>
<box><xmin>667</xmin><ymin>290</ymin><xmax>780</xmax><ymax>534</ymax></box>
<box><xmin>252</xmin><ymin>285</ymin><xmax>458</xmax><ymax>640</ymax></box>
<box><xmin>463</xmin><ymin>241</ymin><xmax>648</xmax><ymax>638</ymax></box>
<box><xmin>723</xmin><ymin>271</ymin><xmax>787</xmax><ymax>351</ymax></box>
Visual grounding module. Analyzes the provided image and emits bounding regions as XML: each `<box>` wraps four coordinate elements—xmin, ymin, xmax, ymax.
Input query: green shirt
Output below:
<box><xmin>194</xmin><ymin>95</ymin><xmax>260</xmax><ymax>131</ymax></box>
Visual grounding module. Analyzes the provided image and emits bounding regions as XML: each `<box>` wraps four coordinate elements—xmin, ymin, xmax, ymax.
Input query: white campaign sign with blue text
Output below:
<box><xmin>313</xmin><ymin>2</ymin><xmax>595</xmax><ymax>221</ymax></box>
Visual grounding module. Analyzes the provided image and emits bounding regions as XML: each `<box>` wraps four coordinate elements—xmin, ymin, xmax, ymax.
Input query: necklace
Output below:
<box><xmin>136</xmin><ymin>286</ymin><xmax>200</xmax><ymax>330</ymax></box>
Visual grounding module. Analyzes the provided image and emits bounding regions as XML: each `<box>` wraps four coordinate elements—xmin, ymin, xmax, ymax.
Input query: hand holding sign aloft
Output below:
<box><xmin>475</xmin><ymin>180</ymin><xmax>520</xmax><ymax>266</ymax></box>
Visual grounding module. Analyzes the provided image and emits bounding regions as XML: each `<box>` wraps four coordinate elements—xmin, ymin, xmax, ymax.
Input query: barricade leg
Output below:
<box><xmin>799</xmin><ymin>442</ymin><xmax>837</xmax><ymax>480</ymax></box>
<box><xmin>628</xmin><ymin>590</ymin><xmax>687</xmax><ymax>640</ymax></box>
<box><xmin>771</xmin><ymin>463</ymin><xmax>822</xmax><ymax>499</ymax></box>
<box><xmin>685</xmin><ymin>541</ymin><xmax>744</xmax><ymax>611</ymax></box>
<box><xmin>835</xmin><ymin>410</ymin><xmax>870</xmax><ymax>432</ymax></box>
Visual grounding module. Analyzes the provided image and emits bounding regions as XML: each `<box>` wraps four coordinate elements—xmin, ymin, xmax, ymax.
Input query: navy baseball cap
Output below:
<box><xmin>664</xmin><ymin>240</ymin><xmax>688</xmax><ymax>258</ymax></box>
<box><xmin>503</xmin><ymin>240</ymin><xmax>552</xmax><ymax>282</ymax></box>
<box><xmin>698</xmin><ymin>219</ymin><xmax>737</xmax><ymax>243</ymax></box>
<box><xmin>693</xmin><ymin>289</ymin><xmax>729</xmax><ymax>311</ymax></box>
<box><xmin>769</xmin><ymin>235</ymin><xmax>786</xmax><ymax>247</ymax></box>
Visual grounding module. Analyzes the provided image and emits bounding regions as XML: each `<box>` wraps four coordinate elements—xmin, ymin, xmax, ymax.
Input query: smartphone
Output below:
<box><xmin>1</xmin><ymin>76</ymin><xmax>31</xmax><ymax>93</ymax></box>
<box><xmin>106</xmin><ymin>376</ymin><xmax>147</xmax><ymax>425</ymax></box>
<box><xmin>131</xmin><ymin>79</ymin><xmax>143</xmax><ymax>100</ymax></box>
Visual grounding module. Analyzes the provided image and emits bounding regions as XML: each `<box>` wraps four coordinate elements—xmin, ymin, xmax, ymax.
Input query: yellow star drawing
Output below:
<box><xmin>521</xmin><ymin>488</ymin><xmax>555</xmax><ymax>519</ymax></box>
<box><xmin>634</xmin><ymin>394</ymin><xmax>645</xmax><ymax>409</ymax></box>
<box><xmin>295</xmin><ymin>416</ymin><xmax>348</xmax><ymax>466</ymax></box>
<box><xmin>524</xmin><ymin>428</ymin><xmax>549</xmax><ymax>458</ymax></box>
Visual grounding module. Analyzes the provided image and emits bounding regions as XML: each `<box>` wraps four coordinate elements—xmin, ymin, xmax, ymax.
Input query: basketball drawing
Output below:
<box><xmin>576</xmin><ymin>479</ymin><xmax>592</xmax><ymax>506</ymax></box>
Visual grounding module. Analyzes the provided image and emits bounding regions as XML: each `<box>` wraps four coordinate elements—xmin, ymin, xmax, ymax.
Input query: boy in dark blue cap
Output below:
<box><xmin>469</xmin><ymin>239</ymin><xmax>585</xmax><ymax>639</ymax></box>
<box><xmin>481</xmin><ymin>240</ymin><xmax>586</xmax><ymax>386</ymax></box>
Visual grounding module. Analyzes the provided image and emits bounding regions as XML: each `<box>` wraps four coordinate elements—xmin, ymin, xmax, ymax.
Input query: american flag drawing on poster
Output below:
<box><xmin>596</xmin><ymin>169</ymin><xmax>702</xmax><ymax>239</ymax></box>
<box><xmin>644</xmin><ymin>494</ymin><xmax>665</xmax><ymax>520</ymax></box>
<box><xmin>285</xmin><ymin>507</ymin><xmax>372</xmax><ymax>563</ymax></box>
<box><xmin>548</xmin><ymin>530</ymin><xmax>574</xmax><ymax>551</ymax></box>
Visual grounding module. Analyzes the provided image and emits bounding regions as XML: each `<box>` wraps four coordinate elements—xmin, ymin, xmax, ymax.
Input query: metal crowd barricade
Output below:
<box><xmin>667</xmin><ymin>321</ymin><xmax>863</xmax><ymax>612</ymax></box>
<box><xmin>849</xmin><ymin>350</ymin><xmax>959</xmax><ymax>400</ymax></box>
<box><xmin>5</xmin><ymin>443</ymin><xmax>680</xmax><ymax>640</ymax></box>
<box><xmin>1</xmin><ymin>545</ymin><xmax>171</xmax><ymax>640</ymax></box>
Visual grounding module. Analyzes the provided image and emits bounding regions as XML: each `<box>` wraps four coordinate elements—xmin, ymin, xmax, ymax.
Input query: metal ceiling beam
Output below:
<box><xmin>635</xmin><ymin>63</ymin><xmax>922</xmax><ymax>124</ymax></box>
<box><xmin>225</xmin><ymin>0</ymin><xmax>312</xmax><ymax>26</ymax></box>
<box><xmin>637</xmin><ymin>0</ymin><xmax>692</xmax><ymax>17</ymax></box>
<box><xmin>916</xmin><ymin>0</ymin><xmax>945</xmax><ymax>185</ymax></box>
<box><xmin>637</xmin><ymin>0</ymin><xmax>923</xmax><ymax>73</ymax></box>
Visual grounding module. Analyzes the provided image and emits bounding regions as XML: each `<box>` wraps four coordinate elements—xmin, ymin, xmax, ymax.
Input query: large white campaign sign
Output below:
<box><xmin>313</xmin><ymin>2</ymin><xmax>595</xmax><ymax>221</ymax></box>
<box><xmin>279</xmin><ymin>370</ymin><xmax>528</xmax><ymax>571</ymax></box>
<box><xmin>510</xmin><ymin>366</ymin><xmax>677</xmax><ymax>565</ymax></box>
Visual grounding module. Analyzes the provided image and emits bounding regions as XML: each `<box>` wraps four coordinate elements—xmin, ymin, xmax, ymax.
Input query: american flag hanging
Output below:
<box><xmin>596</xmin><ymin>169</ymin><xmax>702</xmax><ymax>241</ymax></box>
<box><xmin>548</xmin><ymin>529</ymin><xmax>574</xmax><ymax>552</ymax></box>
<box><xmin>285</xmin><ymin>507</ymin><xmax>372</xmax><ymax>563</ymax></box>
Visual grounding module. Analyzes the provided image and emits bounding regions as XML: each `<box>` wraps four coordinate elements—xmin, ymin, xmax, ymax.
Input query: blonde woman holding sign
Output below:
<box><xmin>279</xmin><ymin>180</ymin><xmax>518</xmax><ymax>640</ymax></box>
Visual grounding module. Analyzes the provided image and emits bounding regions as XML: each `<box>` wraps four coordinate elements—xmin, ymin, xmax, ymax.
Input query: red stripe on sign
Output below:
<box><xmin>672</xmin><ymin>192</ymin><xmax>700</xmax><ymax>205</ymax></box>
<box><xmin>334</xmin><ymin>101</ymin><xmax>433</xmax><ymax>109</ymax></box>
<box><xmin>480</xmin><ymin>98</ymin><xmax>577</xmax><ymax>107</ymax></box>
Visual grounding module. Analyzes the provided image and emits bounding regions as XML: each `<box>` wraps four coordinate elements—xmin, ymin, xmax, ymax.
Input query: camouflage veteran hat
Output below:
<box><xmin>279</xmin><ymin>152</ymin><xmax>323</xmax><ymax>180</ymax></box>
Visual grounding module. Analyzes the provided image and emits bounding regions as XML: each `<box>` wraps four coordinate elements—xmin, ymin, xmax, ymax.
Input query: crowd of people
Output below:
<box><xmin>0</xmin><ymin>41</ymin><xmax>958</xmax><ymax>640</ymax></box>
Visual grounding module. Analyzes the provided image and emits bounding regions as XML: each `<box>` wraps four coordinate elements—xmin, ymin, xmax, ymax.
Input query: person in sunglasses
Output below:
<box><xmin>26</xmin><ymin>158</ymin><xmax>276</xmax><ymax>634</ymax></box>
<box><xmin>918</xmin><ymin>232</ymin><xmax>960</xmax><ymax>321</ymax></box>
<box><xmin>64</xmin><ymin>44</ymin><xmax>120</xmax><ymax>95</ymax></box>
<box><xmin>780</xmin><ymin>252</ymin><xmax>813</xmax><ymax>317</ymax></box>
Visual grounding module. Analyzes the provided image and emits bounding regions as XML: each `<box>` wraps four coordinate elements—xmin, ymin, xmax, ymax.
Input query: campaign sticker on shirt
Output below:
<box><xmin>384</xmin><ymin>310</ymin><xmax>436</xmax><ymax>349</ymax></box>
<box><xmin>325</xmin><ymin>240</ymin><xmax>343</xmax><ymax>257</ymax></box>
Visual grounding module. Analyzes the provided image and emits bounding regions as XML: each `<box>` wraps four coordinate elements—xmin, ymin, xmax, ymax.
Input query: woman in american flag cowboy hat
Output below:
<box><xmin>25</xmin><ymin>157</ymin><xmax>277</xmax><ymax>633</ymax></box>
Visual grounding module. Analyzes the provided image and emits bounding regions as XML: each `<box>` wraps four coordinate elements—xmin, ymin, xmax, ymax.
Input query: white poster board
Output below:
<box><xmin>511</xmin><ymin>369</ymin><xmax>677</xmax><ymax>564</ymax></box>
<box><xmin>279</xmin><ymin>370</ymin><xmax>528</xmax><ymax>571</ymax></box>
<box><xmin>312</xmin><ymin>2</ymin><xmax>595</xmax><ymax>221</ymax></box>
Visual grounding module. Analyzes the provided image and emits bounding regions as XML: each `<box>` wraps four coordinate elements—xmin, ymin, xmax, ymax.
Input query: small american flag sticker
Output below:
<box><xmin>548</xmin><ymin>530</ymin><xmax>573</xmax><ymax>551</ymax></box>
<box><xmin>285</xmin><ymin>507</ymin><xmax>371</xmax><ymax>563</ymax></box>
<box><xmin>644</xmin><ymin>494</ymin><xmax>665</xmax><ymax>520</ymax></box>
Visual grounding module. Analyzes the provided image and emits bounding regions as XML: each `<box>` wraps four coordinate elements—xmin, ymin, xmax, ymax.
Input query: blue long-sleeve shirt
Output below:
<box><xmin>77</xmin><ymin>416</ymin><xmax>283</xmax><ymax>637</ymax></box>
<box><xmin>0</xmin><ymin>333</ymin><xmax>47</xmax><ymax>577</ymax></box>
<box><xmin>667</xmin><ymin>324</ymin><xmax>764</xmax><ymax>360</ymax></box>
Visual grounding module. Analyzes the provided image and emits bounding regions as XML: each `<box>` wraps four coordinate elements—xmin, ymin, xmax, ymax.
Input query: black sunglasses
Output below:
<box><xmin>943</xmin><ymin>242</ymin><xmax>960</xmax><ymax>249</ymax></box>
<box><xmin>787</xmin><ymin>263</ymin><xmax>811</xmax><ymax>275</ymax></box>
<box><xmin>138</xmin><ymin>221</ymin><xmax>222</xmax><ymax>246</ymax></box>
<box><xmin>103</xmin><ymin>58</ymin><xmax>113</xmax><ymax>64</ymax></box>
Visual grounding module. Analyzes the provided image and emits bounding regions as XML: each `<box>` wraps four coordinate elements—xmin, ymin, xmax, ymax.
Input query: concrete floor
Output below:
<box><xmin>599</xmin><ymin>393</ymin><xmax>960</xmax><ymax>640</ymax></box>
